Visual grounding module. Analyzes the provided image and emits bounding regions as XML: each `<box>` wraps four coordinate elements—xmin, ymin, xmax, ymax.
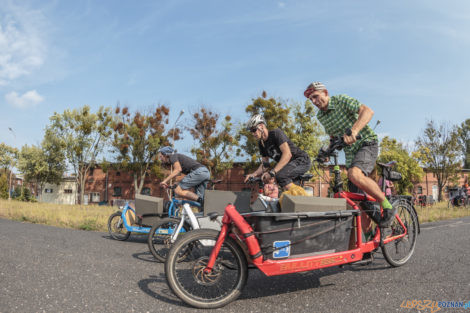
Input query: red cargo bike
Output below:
<box><xmin>164</xmin><ymin>136</ymin><xmax>419</xmax><ymax>309</ymax></box>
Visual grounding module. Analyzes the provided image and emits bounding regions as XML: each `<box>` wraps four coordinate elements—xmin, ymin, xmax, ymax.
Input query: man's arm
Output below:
<box><xmin>161</xmin><ymin>161</ymin><xmax>182</xmax><ymax>185</ymax></box>
<box><xmin>244</xmin><ymin>157</ymin><xmax>269</xmax><ymax>182</ymax></box>
<box><xmin>273</xmin><ymin>142</ymin><xmax>292</xmax><ymax>173</ymax></box>
<box><xmin>344</xmin><ymin>104</ymin><xmax>374</xmax><ymax>145</ymax></box>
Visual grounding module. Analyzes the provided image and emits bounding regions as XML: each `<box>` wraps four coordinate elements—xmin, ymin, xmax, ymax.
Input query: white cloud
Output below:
<box><xmin>278</xmin><ymin>2</ymin><xmax>286</xmax><ymax>8</ymax></box>
<box><xmin>0</xmin><ymin>2</ymin><xmax>47</xmax><ymax>85</ymax></box>
<box><xmin>5</xmin><ymin>90</ymin><xmax>44</xmax><ymax>108</ymax></box>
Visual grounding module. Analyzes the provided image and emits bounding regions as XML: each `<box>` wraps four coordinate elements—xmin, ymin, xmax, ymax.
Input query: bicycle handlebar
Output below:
<box><xmin>315</xmin><ymin>133</ymin><xmax>362</xmax><ymax>163</ymax></box>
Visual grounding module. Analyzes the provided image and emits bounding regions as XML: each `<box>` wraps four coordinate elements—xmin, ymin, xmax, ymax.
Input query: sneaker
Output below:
<box><xmin>379</xmin><ymin>207</ymin><xmax>397</xmax><ymax>228</ymax></box>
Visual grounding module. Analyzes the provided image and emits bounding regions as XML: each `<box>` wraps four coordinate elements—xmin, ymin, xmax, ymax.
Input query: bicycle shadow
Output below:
<box><xmin>101</xmin><ymin>234</ymin><xmax>148</xmax><ymax>243</ymax></box>
<box><xmin>137</xmin><ymin>274</ymin><xmax>190</xmax><ymax>307</ymax></box>
<box><xmin>132</xmin><ymin>250</ymin><xmax>159</xmax><ymax>263</ymax></box>
<box><xmin>138</xmin><ymin>259</ymin><xmax>392</xmax><ymax>308</ymax></box>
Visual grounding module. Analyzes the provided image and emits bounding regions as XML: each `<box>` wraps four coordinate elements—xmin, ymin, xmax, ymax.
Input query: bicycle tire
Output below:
<box><xmin>108</xmin><ymin>212</ymin><xmax>131</xmax><ymax>241</ymax></box>
<box><xmin>381</xmin><ymin>201</ymin><xmax>418</xmax><ymax>267</ymax></box>
<box><xmin>147</xmin><ymin>217</ymin><xmax>189</xmax><ymax>262</ymax></box>
<box><xmin>165</xmin><ymin>229</ymin><xmax>248</xmax><ymax>309</ymax></box>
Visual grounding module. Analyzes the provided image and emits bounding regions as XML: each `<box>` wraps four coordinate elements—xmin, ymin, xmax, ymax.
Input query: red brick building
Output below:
<box><xmin>82</xmin><ymin>164</ymin><xmax>469</xmax><ymax>205</ymax></box>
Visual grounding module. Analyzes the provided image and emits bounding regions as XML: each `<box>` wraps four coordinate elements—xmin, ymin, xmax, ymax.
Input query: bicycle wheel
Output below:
<box><xmin>165</xmin><ymin>229</ymin><xmax>248</xmax><ymax>309</ymax></box>
<box><xmin>147</xmin><ymin>217</ymin><xmax>189</xmax><ymax>262</ymax></box>
<box><xmin>108</xmin><ymin>212</ymin><xmax>131</xmax><ymax>241</ymax></box>
<box><xmin>381</xmin><ymin>201</ymin><xmax>418</xmax><ymax>267</ymax></box>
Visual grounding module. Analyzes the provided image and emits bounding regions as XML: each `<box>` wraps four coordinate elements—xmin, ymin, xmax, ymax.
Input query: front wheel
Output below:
<box><xmin>165</xmin><ymin>229</ymin><xmax>248</xmax><ymax>309</ymax></box>
<box><xmin>108</xmin><ymin>212</ymin><xmax>131</xmax><ymax>241</ymax></box>
<box><xmin>381</xmin><ymin>202</ymin><xmax>418</xmax><ymax>267</ymax></box>
<box><xmin>147</xmin><ymin>217</ymin><xmax>189</xmax><ymax>262</ymax></box>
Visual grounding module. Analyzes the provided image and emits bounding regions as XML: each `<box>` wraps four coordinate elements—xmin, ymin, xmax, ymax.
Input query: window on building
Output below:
<box><xmin>116</xmin><ymin>171</ymin><xmax>121</xmax><ymax>176</ymax></box>
<box><xmin>91</xmin><ymin>192</ymin><xmax>100</xmax><ymax>202</ymax></box>
<box><xmin>64</xmin><ymin>189</ymin><xmax>73</xmax><ymax>194</ymax></box>
<box><xmin>417</xmin><ymin>186</ymin><xmax>423</xmax><ymax>194</ymax></box>
<box><xmin>45</xmin><ymin>188</ymin><xmax>53</xmax><ymax>193</ymax></box>
<box><xmin>113</xmin><ymin>187</ymin><xmax>122</xmax><ymax>196</ymax></box>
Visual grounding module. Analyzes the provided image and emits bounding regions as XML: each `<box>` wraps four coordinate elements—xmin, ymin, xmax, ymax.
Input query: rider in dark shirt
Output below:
<box><xmin>158</xmin><ymin>147</ymin><xmax>210</xmax><ymax>203</ymax></box>
<box><xmin>244</xmin><ymin>114</ymin><xmax>311</xmax><ymax>190</ymax></box>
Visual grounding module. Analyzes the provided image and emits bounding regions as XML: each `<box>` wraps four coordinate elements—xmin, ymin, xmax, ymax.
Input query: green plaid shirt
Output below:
<box><xmin>316</xmin><ymin>94</ymin><xmax>378</xmax><ymax>168</ymax></box>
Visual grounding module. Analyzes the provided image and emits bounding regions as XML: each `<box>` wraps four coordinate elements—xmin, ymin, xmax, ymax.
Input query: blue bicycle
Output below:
<box><xmin>107</xmin><ymin>180</ymin><xmax>220</xmax><ymax>242</ymax></box>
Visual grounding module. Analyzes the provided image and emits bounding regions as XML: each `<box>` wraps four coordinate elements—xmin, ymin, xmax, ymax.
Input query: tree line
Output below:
<box><xmin>1</xmin><ymin>92</ymin><xmax>469</xmax><ymax>203</ymax></box>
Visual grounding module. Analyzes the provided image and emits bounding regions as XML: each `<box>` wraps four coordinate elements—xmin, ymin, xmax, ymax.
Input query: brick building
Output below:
<box><xmin>37</xmin><ymin>163</ymin><xmax>469</xmax><ymax>205</ymax></box>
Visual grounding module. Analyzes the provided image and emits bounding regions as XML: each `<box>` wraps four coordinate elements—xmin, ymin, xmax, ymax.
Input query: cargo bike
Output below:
<box><xmin>164</xmin><ymin>136</ymin><xmax>419</xmax><ymax>309</ymax></box>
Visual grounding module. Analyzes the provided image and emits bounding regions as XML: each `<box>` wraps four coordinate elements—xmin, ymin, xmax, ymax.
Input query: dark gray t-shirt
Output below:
<box><xmin>258</xmin><ymin>128</ymin><xmax>308</xmax><ymax>162</ymax></box>
<box><xmin>169</xmin><ymin>153</ymin><xmax>203</xmax><ymax>174</ymax></box>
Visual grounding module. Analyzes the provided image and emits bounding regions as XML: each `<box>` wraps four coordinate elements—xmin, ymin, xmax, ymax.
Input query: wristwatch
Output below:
<box><xmin>269</xmin><ymin>170</ymin><xmax>276</xmax><ymax>177</ymax></box>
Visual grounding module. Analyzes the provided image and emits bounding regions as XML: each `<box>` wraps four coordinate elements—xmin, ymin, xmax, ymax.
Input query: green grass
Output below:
<box><xmin>415</xmin><ymin>201</ymin><xmax>470</xmax><ymax>223</ymax></box>
<box><xmin>0</xmin><ymin>199</ymin><xmax>116</xmax><ymax>232</ymax></box>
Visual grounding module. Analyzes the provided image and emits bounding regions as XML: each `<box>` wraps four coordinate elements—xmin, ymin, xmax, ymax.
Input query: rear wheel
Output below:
<box><xmin>382</xmin><ymin>202</ymin><xmax>418</xmax><ymax>267</ymax></box>
<box><xmin>108</xmin><ymin>212</ymin><xmax>131</xmax><ymax>241</ymax></box>
<box><xmin>165</xmin><ymin>229</ymin><xmax>248</xmax><ymax>309</ymax></box>
<box><xmin>147</xmin><ymin>217</ymin><xmax>189</xmax><ymax>262</ymax></box>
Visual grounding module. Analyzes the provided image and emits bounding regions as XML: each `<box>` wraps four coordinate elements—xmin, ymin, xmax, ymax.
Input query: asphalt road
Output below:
<box><xmin>1</xmin><ymin>216</ymin><xmax>469</xmax><ymax>313</ymax></box>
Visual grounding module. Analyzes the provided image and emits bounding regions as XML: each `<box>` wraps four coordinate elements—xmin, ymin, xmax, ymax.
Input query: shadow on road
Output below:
<box><xmin>132</xmin><ymin>251</ymin><xmax>158</xmax><ymax>263</ymax></box>
<box><xmin>137</xmin><ymin>274</ymin><xmax>190</xmax><ymax>308</ymax></box>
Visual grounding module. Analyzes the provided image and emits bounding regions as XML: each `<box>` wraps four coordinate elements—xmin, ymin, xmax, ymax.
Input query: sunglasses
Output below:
<box><xmin>250</xmin><ymin>127</ymin><xmax>258</xmax><ymax>133</ymax></box>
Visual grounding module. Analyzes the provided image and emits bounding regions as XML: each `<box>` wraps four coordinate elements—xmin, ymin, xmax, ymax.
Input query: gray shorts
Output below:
<box><xmin>178</xmin><ymin>166</ymin><xmax>211</xmax><ymax>198</ymax></box>
<box><xmin>349</xmin><ymin>141</ymin><xmax>378</xmax><ymax>176</ymax></box>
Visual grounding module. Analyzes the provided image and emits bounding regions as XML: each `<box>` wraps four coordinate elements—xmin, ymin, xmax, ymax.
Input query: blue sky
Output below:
<box><xmin>1</xmin><ymin>0</ymin><xmax>469</xmax><ymax>156</ymax></box>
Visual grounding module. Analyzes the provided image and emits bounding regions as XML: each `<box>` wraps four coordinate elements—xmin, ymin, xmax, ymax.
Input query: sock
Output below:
<box><xmin>197</xmin><ymin>196</ymin><xmax>203</xmax><ymax>204</ymax></box>
<box><xmin>381</xmin><ymin>198</ymin><xmax>393</xmax><ymax>210</ymax></box>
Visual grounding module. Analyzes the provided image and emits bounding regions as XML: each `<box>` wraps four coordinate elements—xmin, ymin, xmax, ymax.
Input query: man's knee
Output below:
<box><xmin>348</xmin><ymin>167</ymin><xmax>364</xmax><ymax>183</ymax></box>
<box><xmin>174</xmin><ymin>185</ymin><xmax>185</xmax><ymax>196</ymax></box>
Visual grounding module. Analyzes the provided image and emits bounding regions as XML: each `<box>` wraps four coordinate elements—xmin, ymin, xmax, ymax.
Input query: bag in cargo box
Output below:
<box><xmin>245</xmin><ymin>211</ymin><xmax>358</xmax><ymax>259</ymax></box>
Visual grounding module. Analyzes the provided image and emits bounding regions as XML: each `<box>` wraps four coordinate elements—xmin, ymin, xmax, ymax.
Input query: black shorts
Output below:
<box><xmin>349</xmin><ymin>141</ymin><xmax>378</xmax><ymax>176</ymax></box>
<box><xmin>348</xmin><ymin>141</ymin><xmax>378</xmax><ymax>193</ymax></box>
<box><xmin>275</xmin><ymin>155</ymin><xmax>311</xmax><ymax>188</ymax></box>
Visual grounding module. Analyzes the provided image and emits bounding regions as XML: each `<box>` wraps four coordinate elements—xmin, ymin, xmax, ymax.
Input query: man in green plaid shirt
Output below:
<box><xmin>304</xmin><ymin>82</ymin><xmax>395</xmax><ymax>227</ymax></box>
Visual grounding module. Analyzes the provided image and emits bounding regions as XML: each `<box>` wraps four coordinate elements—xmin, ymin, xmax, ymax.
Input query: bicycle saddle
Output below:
<box><xmin>297</xmin><ymin>173</ymin><xmax>313</xmax><ymax>181</ymax></box>
<box><xmin>377</xmin><ymin>161</ymin><xmax>397</xmax><ymax>168</ymax></box>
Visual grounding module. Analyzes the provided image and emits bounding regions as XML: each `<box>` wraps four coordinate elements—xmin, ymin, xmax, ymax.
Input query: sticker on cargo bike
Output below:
<box><xmin>273</xmin><ymin>240</ymin><xmax>291</xmax><ymax>258</ymax></box>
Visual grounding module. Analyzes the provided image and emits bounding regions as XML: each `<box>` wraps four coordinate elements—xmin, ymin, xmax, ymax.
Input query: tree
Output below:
<box><xmin>237</xmin><ymin>91</ymin><xmax>293</xmax><ymax>170</ymax></box>
<box><xmin>18</xmin><ymin>132</ymin><xmax>65</xmax><ymax>201</ymax></box>
<box><xmin>457</xmin><ymin>118</ymin><xmax>470</xmax><ymax>169</ymax></box>
<box><xmin>415</xmin><ymin>120</ymin><xmax>461</xmax><ymax>201</ymax></box>
<box><xmin>47</xmin><ymin>105</ymin><xmax>113</xmax><ymax>204</ymax></box>
<box><xmin>290</xmin><ymin>100</ymin><xmax>326</xmax><ymax>160</ymax></box>
<box><xmin>187</xmin><ymin>107</ymin><xmax>238</xmax><ymax>179</ymax></box>
<box><xmin>112</xmin><ymin>105</ymin><xmax>177</xmax><ymax>195</ymax></box>
<box><xmin>377</xmin><ymin>136</ymin><xmax>424</xmax><ymax>195</ymax></box>
<box><xmin>0</xmin><ymin>143</ymin><xmax>18</xmax><ymax>200</ymax></box>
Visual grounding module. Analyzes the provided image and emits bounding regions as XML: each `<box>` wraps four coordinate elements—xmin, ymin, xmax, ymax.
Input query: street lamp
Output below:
<box><xmin>169</xmin><ymin>110</ymin><xmax>184</xmax><ymax>195</ymax></box>
<box><xmin>171</xmin><ymin>110</ymin><xmax>185</xmax><ymax>145</ymax></box>
<box><xmin>7</xmin><ymin>127</ymin><xmax>16</xmax><ymax>200</ymax></box>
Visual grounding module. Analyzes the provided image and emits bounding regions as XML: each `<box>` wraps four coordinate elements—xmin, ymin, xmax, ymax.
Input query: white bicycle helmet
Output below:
<box><xmin>246</xmin><ymin>114</ymin><xmax>266</xmax><ymax>131</ymax></box>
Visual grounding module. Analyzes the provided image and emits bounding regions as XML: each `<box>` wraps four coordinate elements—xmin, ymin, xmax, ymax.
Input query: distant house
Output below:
<box><xmin>40</xmin><ymin>177</ymin><xmax>78</xmax><ymax>205</ymax></box>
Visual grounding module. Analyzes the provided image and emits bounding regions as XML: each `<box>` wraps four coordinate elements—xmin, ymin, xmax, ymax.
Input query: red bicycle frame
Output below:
<box><xmin>205</xmin><ymin>191</ymin><xmax>407</xmax><ymax>277</ymax></box>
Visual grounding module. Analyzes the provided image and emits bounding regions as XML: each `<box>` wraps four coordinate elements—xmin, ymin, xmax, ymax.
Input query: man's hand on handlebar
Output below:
<box><xmin>343</xmin><ymin>128</ymin><xmax>358</xmax><ymax>145</ymax></box>
<box><xmin>160</xmin><ymin>182</ymin><xmax>169</xmax><ymax>189</ymax></box>
<box><xmin>244</xmin><ymin>174</ymin><xmax>255</xmax><ymax>183</ymax></box>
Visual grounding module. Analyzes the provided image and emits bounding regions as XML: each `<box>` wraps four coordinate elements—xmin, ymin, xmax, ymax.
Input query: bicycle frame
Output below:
<box><xmin>118</xmin><ymin>202</ymin><xmax>153</xmax><ymax>234</ymax></box>
<box><xmin>204</xmin><ymin>196</ymin><xmax>408</xmax><ymax>277</ymax></box>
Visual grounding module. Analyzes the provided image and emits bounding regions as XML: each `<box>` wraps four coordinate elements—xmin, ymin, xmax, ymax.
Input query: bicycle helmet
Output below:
<box><xmin>158</xmin><ymin>146</ymin><xmax>175</xmax><ymax>155</ymax></box>
<box><xmin>246</xmin><ymin>114</ymin><xmax>266</xmax><ymax>131</ymax></box>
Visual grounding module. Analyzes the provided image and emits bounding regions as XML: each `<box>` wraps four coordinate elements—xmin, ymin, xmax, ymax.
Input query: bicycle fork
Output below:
<box><xmin>171</xmin><ymin>203</ymin><xmax>200</xmax><ymax>244</ymax></box>
<box><xmin>204</xmin><ymin>204</ymin><xmax>263</xmax><ymax>273</ymax></box>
